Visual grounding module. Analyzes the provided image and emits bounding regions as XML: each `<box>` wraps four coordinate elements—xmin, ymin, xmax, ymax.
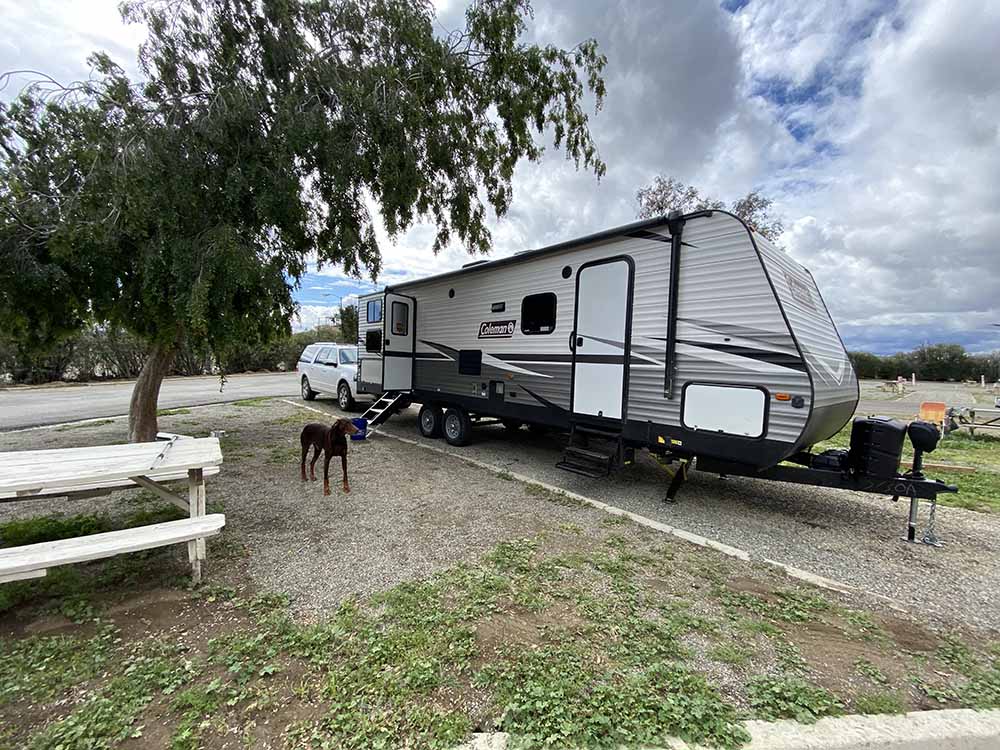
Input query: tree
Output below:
<box><xmin>635</xmin><ymin>176</ymin><xmax>784</xmax><ymax>243</ymax></box>
<box><xmin>340</xmin><ymin>304</ymin><xmax>359</xmax><ymax>344</ymax></box>
<box><xmin>0</xmin><ymin>0</ymin><xmax>607</xmax><ymax>441</ymax></box>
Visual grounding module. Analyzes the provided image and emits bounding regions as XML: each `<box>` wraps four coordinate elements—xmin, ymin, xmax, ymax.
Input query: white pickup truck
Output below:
<box><xmin>297</xmin><ymin>342</ymin><xmax>365</xmax><ymax>410</ymax></box>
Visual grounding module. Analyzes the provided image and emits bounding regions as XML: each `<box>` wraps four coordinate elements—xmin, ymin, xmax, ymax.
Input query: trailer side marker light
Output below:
<box><xmin>657</xmin><ymin>436</ymin><xmax>666</xmax><ymax>444</ymax></box>
<box><xmin>670</xmin><ymin>438</ymin><xmax>683</xmax><ymax>446</ymax></box>
<box><xmin>775</xmin><ymin>392</ymin><xmax>791</xmax><ymax>401</ymax></box>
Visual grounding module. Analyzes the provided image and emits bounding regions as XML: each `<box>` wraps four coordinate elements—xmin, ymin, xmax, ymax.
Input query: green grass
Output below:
<box><xmin>853</xmin><ymin>690</ymin><xmax>905</xmax><ymax>715</ymax></box>
<box><xmin>231</xmin><ymin>397</ymin><xmax>272</xmax><ymax>408</ymax></box>
<box><xmin>157</xmin><ymin>407</ymin><xmax>192</xmax><ymax>417</ymax></box>
<box><xmin>56</xmin><ymin>418</ymin><xmax>116</xmax><ymax>431</ymax></box>
<box><xmin>0</xmin><ymin>625</ymin><xmax>117</xmax><ymax>706</ymax></box>
<box><xmin>708</xmin><ymin>643</ymin><xmax>753</xmax><ymax>667</ymax></box>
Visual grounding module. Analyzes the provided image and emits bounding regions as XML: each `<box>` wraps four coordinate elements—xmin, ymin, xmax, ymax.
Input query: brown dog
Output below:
<box><xmin>300</xmin><ymin>419</ymin><xmax>360</xmax><ymax>495</ymax></box>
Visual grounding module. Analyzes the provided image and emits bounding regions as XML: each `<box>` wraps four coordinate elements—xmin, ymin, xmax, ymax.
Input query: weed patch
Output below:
<box><xmin>748</xmin><ymin>676</ymin><xmax>842</xmax><ymax>723</ymax></box>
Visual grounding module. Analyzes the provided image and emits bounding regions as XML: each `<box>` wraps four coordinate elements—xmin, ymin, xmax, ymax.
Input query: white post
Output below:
<box><xmin>912</xmin><ymin>373</ymin><xmax>916</xmax><ymax>386</ymax></box>
<box><xmin>982</xmin><ymin>375</ymin><xmax>986</xmax><ymax>388</ymax></box>
<box><xmin>187</xmin><ymin>467</ymin><xmax>206</xmax><ymax>584</ymax></box>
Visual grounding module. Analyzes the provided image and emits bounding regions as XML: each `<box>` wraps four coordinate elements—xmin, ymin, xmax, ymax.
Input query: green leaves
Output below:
<box><xmin>2</xmin><ymin>0</ymin><xmax>607</xmax><ymax>379</ymax></box>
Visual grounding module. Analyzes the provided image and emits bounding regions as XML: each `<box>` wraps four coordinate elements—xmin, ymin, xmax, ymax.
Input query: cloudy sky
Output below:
<box><xmin>2</xmin><ymin>0</ymin><xmax>998</xmax><ymax>353</ymax></box>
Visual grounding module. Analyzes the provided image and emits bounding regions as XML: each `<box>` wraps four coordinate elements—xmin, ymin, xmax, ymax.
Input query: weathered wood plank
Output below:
<box><xmin>0</xmin><ymin>515</ymin><xmax>226</xmax><ymax>577</ymax></box>
<box><xmin>0</xmin><ymin>466</ymin><xmax>220</xmax><ymax>502</ymax></box>
<box><xmin>0</xmin><ymin>568</ymin><xmax>47</xmax><ymax>584</ymax></box>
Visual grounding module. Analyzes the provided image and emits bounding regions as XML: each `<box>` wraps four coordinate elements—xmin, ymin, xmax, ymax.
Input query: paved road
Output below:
<box><xmin>0</xmin><ymin>372</ymin><xmax>299</xmax><ymax>431</ymax></box>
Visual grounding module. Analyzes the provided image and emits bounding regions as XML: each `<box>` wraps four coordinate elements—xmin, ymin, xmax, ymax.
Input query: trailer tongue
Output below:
<box><xmin>663</xmin><ymin>416</ymin><xmax>957</xmax><ymax>546</ymax></box>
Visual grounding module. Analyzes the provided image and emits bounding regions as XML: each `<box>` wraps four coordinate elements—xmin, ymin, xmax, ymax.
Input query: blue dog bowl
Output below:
<box><xmin>351</xmin><ymin>417</ymin><xmax>368</xmax><ymax>440</ymax></box>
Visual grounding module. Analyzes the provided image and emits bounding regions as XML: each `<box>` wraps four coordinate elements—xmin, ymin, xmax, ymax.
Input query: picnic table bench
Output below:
<box><xmin>0</xmin><ymin>435</ymin><xmax>225</xmax><ymax>584</ymax></box>
<box><xmin>949</xmin><ymin>407</ymin><xmax>1000</xmax><ymax>437</ymax></box>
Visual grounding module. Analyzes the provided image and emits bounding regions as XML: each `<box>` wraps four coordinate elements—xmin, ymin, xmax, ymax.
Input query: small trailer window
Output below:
<box><xmin>391</xmin><ymin>301</ymin><xmax>409</xmax><ymax>335</ymax></box>
<box><xmin>521</xmin><ymin>293</ymin><xmax>556</xmax><ymax>335</ymax></box>
<box><xmin>367</xmin><ymin>299</ymin><xmax>383</xmax><ymax>323</ymax></box>
<box><xmin>365</xmin><ymin>330</ymin><xmax>382</xmax><ymax>353</ymax></box>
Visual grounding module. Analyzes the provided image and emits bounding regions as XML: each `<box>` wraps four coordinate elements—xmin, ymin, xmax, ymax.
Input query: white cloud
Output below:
<box><xmin>3</xmin><ymin>0</ymin><xmax>998</xmax><ymax>353</ymax></box>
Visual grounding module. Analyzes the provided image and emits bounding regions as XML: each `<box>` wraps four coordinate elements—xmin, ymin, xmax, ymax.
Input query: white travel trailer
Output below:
<box><xmin>353</xmin><ymin>209</ymin><xmax>955</xmax><ymax>539</ymax></box>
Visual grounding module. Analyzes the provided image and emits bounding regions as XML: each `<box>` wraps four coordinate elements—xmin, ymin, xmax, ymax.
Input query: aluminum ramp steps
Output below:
<box><xmin>555</xmin><ymin>424</ymin><xmax>625</xmax><ymax>478</ymax></box>
<box><xmin>361</xmin><ymin>392</ymin><xmax>408</xmax><ymax>430</ymax></box>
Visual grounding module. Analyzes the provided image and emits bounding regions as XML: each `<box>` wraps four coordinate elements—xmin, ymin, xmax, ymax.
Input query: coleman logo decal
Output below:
<box><xmin>479</xmin><ymin>320</ymin><xmax>516</xmax><ymax>338</ymax></box>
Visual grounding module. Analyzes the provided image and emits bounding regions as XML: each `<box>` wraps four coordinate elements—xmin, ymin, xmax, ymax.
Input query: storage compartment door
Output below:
<box><xmin>382</xmin><ymin>293</ymin><xmax>415</xmax><ymax>391</ymax></box>
<box><xmin>682</xmin><ymin>384</ymin><xmax>766</xmax><ymax>438</ymax></box>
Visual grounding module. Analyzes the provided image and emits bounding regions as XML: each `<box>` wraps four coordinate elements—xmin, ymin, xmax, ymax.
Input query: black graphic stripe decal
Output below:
<box><xmin>520</xmin><ymin>385</ymin><xmax>568</xmax><ymax>413</ymax></box>
<box><xmin>675</xmin><ymin>339</ymin><xmax>808</xmax><ymax>372</ymax></box>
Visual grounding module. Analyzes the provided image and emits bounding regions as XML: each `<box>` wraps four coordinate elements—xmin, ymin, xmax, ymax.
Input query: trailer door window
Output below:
<box><xmin>391</xmin><ymin>301</ymin><xmax>409</xmax><ymax>336</ymax></box>
<box><xmin>367</xmin><ymin>299</ymin><xmax>383</xmax><ymax>323</ymax></box>
<box><xmin>521</xmin><ymin>293</ymin><xmax>556</xmax><ymax>335</ymax></box>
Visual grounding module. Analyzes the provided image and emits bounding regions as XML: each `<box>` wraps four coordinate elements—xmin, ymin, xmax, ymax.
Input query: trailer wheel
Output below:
<box><xmin>301</xmin><ymin>376</ymin><xmax>317</xmax><ymax>401</ymax></box>
<box><xmin>528</xmin><ymin>423</ymin><xmax>549</xmax><ymax>435</ymax></box>
<box><xmin>418</xmin><ymin>404</ymin><xmax>444</xmax><ymax>439</ymax></box>
<box><xmin>501</xmin><ymin>418</ymin><xmax>523</xmax><ymax>432</ymax></box>
<box><xmin>443</xmin><ymin>407</ymin><xmax>472</xmax><ymax>446</ymax></box>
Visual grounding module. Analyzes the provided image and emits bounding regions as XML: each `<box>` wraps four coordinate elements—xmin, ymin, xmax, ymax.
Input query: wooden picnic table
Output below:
<box><xmin>0</xmin><ymin>436</ymin><xmax>225</xmax><ymax>584</ymax></box>
<box><xmin>953</xmin><ymin>407</ymin><xmax>1000</xmax><ymax>436</ymax></box>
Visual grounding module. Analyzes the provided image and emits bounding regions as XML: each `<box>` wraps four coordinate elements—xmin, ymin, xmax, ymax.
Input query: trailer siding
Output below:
<box><xmin>644</xmin><ymin>213</ymin><xmax>812</xmax><ymax>447</ymax></box>
<box><xmin>754</xmin><ymin>234</ymin><xmax>858</xmax><ymax>447</ymax></box>
<box><xmin>352</xmin><ymin>210</ymin><xmax>857</xmax><ymax>469</ymax></box>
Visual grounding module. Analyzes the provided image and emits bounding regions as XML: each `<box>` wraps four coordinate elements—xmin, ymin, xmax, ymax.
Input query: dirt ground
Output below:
<box><xmin>1</xmin><ymin>399</ymin><xmax>999</xmax><ymax>749</ymax></box>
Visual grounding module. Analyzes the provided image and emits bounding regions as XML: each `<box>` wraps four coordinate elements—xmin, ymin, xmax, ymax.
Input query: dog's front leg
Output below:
<box><xmin>341</xmin><ymin>453</ymin><xmax>350</xmax><ymax>493</ymax></box>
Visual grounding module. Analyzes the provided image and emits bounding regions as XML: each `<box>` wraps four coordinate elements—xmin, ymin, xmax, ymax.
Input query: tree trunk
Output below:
<box><xmin>128</xmin><ymin>342</ymin><xmax>176</xmax><ymax>443</ymax></box>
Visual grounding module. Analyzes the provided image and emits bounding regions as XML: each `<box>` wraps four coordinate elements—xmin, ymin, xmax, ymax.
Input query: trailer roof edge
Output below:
<box><xmin>384</xmin><ymin>209</ymin><xmax>719</xmax><ymax>293</ymax></box>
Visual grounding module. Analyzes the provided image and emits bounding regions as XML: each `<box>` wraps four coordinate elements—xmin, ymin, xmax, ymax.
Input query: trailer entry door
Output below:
<box><xmin>571</xmin><ymin>257</ymin><xmax>633</xmax><ymax>420</ymax></box>
<box><xmin>382</xmin><ymin>293</ymin><xmax>415</xmax><ymax>391</ymax></box>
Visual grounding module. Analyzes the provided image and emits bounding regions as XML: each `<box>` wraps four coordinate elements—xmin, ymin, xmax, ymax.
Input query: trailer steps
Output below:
<box><xmin>555</xmin><ymin>424</ymin><xmax>627</xmax><ymax>478</ymax></box>
<box><xmin>360</xmin><ymin>392</ymin><xmax>408</xmax><ymax>430</ymax></box>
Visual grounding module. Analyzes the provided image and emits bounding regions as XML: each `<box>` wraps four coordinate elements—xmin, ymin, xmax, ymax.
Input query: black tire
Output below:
<box><xmin>337</xmin><ymin>381</ymin><xmax>355</xmax><ymax>411</ymax></box>
<box><xmin>418</xmin><ymin>403</ymin><xmax>444</xmax><ymax>438</ymax></box>
<box><xmin>443</xmin><ymin>407</ymin><xmax>472</xmax><ymax>446</ymax></box>
<box><xmin>301</xmin><ymin>376</ymin><xmax>317</xmax><ymax>401</ymax></box>
<box><xmin>528</xmin><ymin>422</ymin><xmax>549</xmax><ymax>435</ymax></box>
<box><xmin>501</xmin><ymin>418</ymin><xmax>523</xmax><ymax>432</ymax></box>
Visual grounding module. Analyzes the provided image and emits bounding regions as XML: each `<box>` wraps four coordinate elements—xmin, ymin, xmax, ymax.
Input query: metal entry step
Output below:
<box><xmin>360</xmin><ymin>392</ymin><xmax>408</xmax><ymax>429</ymax></box>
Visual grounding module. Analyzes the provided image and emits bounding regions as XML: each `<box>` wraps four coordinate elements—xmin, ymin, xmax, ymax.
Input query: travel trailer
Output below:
<box><xmin>349</xmin><ymin>209</ymin><xmax>955</xmax><ymax>543</ymax></box>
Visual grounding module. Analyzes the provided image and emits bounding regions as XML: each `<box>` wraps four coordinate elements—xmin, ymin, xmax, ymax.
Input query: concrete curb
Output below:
<box><xmin>454</xmin><ymin>709</ymin><xmax>1000</xmax><ymax>749</ymax></box>
<box><xmin>282</xmin><ymin>400</ymin><xmax>883</xmax><ymax>605</ymax></box>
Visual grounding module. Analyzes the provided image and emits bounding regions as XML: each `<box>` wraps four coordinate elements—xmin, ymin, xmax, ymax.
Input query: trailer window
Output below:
<box><xmin>367</xmin><ymin>299</ymin><xmax>383</xmax><ymax>323</ymax></box>
<box><xmin>521</xmin><ymin>293</ymin><xmax>557</xmax><ymax>335</ymax></box>
<box><xmin>391</xmin><ymin>301</ymin><xmax>409</xmax><ymax>336</ymax></box>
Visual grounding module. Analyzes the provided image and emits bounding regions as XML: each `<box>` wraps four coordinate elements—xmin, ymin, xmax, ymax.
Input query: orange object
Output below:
<box><xmin>918</xmin><ymin>401</ymin><xmax>947</xmax><ymax>423</ymax></box>
<box><xmin>774</xmin><ymin>392</ymin><xmax>791</xmax><ymax>401</ymax></box>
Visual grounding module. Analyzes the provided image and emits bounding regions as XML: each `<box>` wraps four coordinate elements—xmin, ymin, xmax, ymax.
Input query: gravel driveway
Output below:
<box><xmin>2</xmin><ymin>397</ymin><xmax>998</xmax><ymax>633</ymax></box>
<box><xmin>286</xmin><ymin>402</ymin><xmax>1000</xmax><ymax>633</ymax></box>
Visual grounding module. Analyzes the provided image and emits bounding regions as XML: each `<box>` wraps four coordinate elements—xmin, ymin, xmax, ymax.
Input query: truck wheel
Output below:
<box><xmin>501</xmin><ymin>418</ymin><xmax>523</xmax><ymax>431</ymax></box>
<box><xmin>338</xmin><ymin>381</ymin><xmax>355</xmax><ymax>411</ymax></box>
<box><xmin>443</xmin><ymin>407</ymin><xmax>472</xmax><ymax>446</ymax></box>
<box><xmin>418</xmin><ymin>404</ymin><xmax>444</xmax><ymax>438</ymax></box>
<box><xmin>301</xmin><ymin>376</ymin><xmax>317</xmax><ymax>401</ymax></box>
